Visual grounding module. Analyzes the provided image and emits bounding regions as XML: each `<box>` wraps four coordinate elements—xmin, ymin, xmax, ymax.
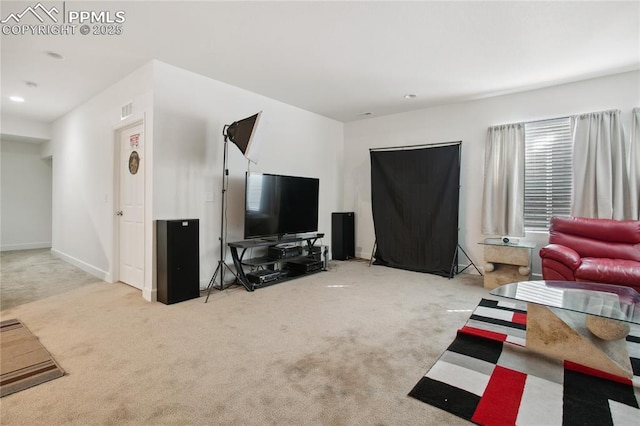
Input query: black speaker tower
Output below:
<box><xmin>332</xmin><ymin>212</ymin><xmax>355</xmax><ymax>260</ymax></box>
<box><xmin>156</xmin><ymin>219</ymin><xmax>200</xmax><ymax>304</ymax></box>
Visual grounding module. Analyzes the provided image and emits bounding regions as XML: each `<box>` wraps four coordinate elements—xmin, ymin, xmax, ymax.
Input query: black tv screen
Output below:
<box><xmin>244</xmin><ymin>172</ymin><xmax>319</xmax><ymax>239</ymax></box>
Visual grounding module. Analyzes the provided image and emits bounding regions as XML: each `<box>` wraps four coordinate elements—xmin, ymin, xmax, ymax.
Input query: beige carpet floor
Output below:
<box><xmin>0</xmin><ymin>256</ymin><xmax>488</xmax><ymax>425</ymax></box>
<box><xmin>1</xmin><ymin>249</ymin><xmax>102</xmax><ymax>311</ymax></box>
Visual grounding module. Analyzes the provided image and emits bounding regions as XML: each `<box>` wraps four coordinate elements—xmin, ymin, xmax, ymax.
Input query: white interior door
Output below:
<box><xmin>118</xmin><ymin>123</ymin><xmax>144</xmax><ymax>289</ymax></box>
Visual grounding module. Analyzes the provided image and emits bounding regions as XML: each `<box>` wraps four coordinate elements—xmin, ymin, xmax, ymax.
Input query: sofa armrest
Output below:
<box><xmin>539</xmin><ymin>244</ymin><xmax>582</xmax><ymax>271</ymax></box>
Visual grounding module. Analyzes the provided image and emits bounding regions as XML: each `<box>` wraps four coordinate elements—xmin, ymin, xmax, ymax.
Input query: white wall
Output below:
<box><xmin>47</xmin><ymin>59</ymin><xmax>636</xmax><ymax>297</ymax></box>
<box><xmin>1</xmin><ymin>115</ymin><xmax>51</xmax><ymax>141</ymax></box>
<box><xmin>152</xmin><ymin>62</ymin><xmax>344</xmax><ymax>289</ymax></box>
<box><xmin>50</xmin><ymin>62</ymin><xmax>154</xmax><ymax>285</ymax></box>
<box><xmin>343</xmin><ymin>70</ymin><xmax>640</xmax><ymax>276</ymax></box>
<box><xmin>48</xmin><ymin>59</ymin><xmax>343</xmax><ymax>302</ymax></box>
<box><xmin>0</xmin><ymin>139</ymin><xmax>52</xmax><ymax>251</ymax></box>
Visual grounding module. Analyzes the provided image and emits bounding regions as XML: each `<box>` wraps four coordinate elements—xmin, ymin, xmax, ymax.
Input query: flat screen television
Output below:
<box><xmin>244</xmin><ymin>172</ymin><xmax>319</xmax><ymax>239</ymax></box>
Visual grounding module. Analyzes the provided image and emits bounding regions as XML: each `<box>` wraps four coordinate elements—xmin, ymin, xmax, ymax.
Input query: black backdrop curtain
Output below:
<box><xmin>370</xmin><ymin>143</ymin><xmax>460</xmax><ymax>277</ymax></box>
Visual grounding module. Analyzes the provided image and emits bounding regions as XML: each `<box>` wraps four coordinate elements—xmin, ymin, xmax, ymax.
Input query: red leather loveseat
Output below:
<box><xmin>539</xmin><ymin>216</ymin><xmax>640</xmax><ymax>292</ymax></box>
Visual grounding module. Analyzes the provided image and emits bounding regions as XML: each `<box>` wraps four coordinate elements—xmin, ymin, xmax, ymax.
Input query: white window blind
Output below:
<box><xmin>524</xmin><ymin>117</ymin><xmax>573</xmax><ymax>230</ymax></box>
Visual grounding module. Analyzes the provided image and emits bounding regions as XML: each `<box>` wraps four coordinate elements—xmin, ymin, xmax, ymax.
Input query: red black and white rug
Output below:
<box><xmin>409</xmin><ymin>298</ymin><xmax>640</xmax><ymax>425</ymax></box>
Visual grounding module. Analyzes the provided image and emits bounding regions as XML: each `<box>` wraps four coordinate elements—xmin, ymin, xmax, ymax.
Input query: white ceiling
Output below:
<box><xmin>1</xmin><ymin>1</ymin><xmax>639</xmax><ymax>125</ymax></box>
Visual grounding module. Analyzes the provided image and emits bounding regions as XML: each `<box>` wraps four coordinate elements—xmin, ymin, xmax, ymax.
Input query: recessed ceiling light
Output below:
<box><xmin>10</xmin><ymin>96</ymin><xmax>25</xmax><ymax>102</ymax></box>
<box><xmin>46</xmin><ymin>51</ymin><xmax>64</xmax><ymax>60</ymax></box>
<box><xmin>404</xmin><ymin>94</ymin><xmax>417</xmax><ymax>99</ymax></box>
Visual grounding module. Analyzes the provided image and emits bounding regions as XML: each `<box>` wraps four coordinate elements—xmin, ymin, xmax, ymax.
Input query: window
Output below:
<box><xmin>524</xmin><ymin>117</ymin><xmax>573</xmax><ymax>230</ymax></box>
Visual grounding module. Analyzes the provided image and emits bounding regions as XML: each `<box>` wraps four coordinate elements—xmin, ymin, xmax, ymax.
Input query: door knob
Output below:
<box><xmin>116</xmin><ymin>211</ymin><xmax>123</xmax><ymax>216</ymax></box>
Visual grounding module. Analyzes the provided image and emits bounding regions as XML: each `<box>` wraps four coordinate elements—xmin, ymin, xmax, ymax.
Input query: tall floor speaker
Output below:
<box><xmin>332</xmin><ymin>212</ymin><xmax>355</xmax><ymax>260</ymax></box>
<box><xmin>156</xmin><ymin>219</ymin><xmax>200</xmax><ymax>304</ymax></box>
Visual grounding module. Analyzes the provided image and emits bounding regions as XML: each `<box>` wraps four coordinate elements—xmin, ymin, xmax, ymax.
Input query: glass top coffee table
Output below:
<box><xmin>490</xmin><ymin>280</ymin><xmax>639</xmax><ymax>379</ymax></box>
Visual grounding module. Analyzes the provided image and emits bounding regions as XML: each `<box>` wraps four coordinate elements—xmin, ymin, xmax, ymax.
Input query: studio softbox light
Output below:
<box><xmin>224</xmin><ymin>111</ymin><xmax>264</xmax><ymax>163</ymax></box>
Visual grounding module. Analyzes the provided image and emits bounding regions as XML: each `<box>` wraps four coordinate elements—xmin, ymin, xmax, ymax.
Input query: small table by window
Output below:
<box><xmin>478</xmin><ymin>238</ymin><xmax>536</xmax><ymax>289</ymax></box>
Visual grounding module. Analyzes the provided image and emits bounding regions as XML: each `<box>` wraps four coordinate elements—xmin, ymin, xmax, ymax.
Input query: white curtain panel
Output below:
<box><xmin>571</xmin><ymin>109</ymin><xmax>632</xmax><ymax>220</ymax></box>
<box><xmin>481</xmin><ymin>123</ymin><xmax>525</xmax><ymax>236</ymax></box>
<box><xmin>630</xmin><ymin>108</ymin><xmax>640</xmax><ymax>220</ymax></box>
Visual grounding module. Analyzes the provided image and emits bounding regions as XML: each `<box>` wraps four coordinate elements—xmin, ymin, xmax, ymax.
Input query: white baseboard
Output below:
<box><xmin>1</xmin><ymin>242</ymin><xmax>52</xmax><ymax>252</ymax></box>
<box><xmin>200</xmin><ymin>279</ymin><xmax>210</xmax><ymax>291</ymax></box>
<box><xmin>51</xmin><ymin>249</ymin><xmax>109</xmax><ymax>281</ymax></box>
<box><xmin>143</xmin><ymin>287</ymin><xmax>156</xmax><ymax>302</ymax></box>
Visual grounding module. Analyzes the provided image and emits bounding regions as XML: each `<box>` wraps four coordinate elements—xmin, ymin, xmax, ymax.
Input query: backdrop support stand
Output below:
<box><xmin>370</xmin><ymin>142</ymin><xmax>463</xmax><ymax>276</ymax></box>
<box><xmin>368</xmin><ymin>240</ymin><xmax>377</xmax><ymax>267</ymax></box>
<box><xmin>449</xmin><ymin>244</ymin><xmax>482</xmax><ymax>278</ymax></box>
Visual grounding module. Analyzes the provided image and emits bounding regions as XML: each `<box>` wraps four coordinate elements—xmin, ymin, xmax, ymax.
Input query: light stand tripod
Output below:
<box><xmin>204</xmin><ymin>111</ymin><xmax>263</xmax><ymax>302</ymax></box>
<box><xmin>205</xmin><ymin>128</ymin><xmax>238</xmax><ymax>302</ymax></box>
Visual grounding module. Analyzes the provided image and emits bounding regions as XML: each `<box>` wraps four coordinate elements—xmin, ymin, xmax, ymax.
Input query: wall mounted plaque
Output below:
<box><xmin>129</xmin><ymin>151</ymin><xmax>140</xmax><ymax>175</ymax></box>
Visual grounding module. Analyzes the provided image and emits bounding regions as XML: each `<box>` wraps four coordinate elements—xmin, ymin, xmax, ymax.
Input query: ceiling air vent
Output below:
<box><xmin>121</xmin><ymin>101</ymin><xmax>133</xmax><ymax>120</ymax></box>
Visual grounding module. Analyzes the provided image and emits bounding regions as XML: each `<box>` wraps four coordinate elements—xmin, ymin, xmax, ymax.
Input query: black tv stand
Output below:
<box><xmin>228</xmin><ymin>233</ymin><xmax>326</xmax><ymax>291</ymax></box>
